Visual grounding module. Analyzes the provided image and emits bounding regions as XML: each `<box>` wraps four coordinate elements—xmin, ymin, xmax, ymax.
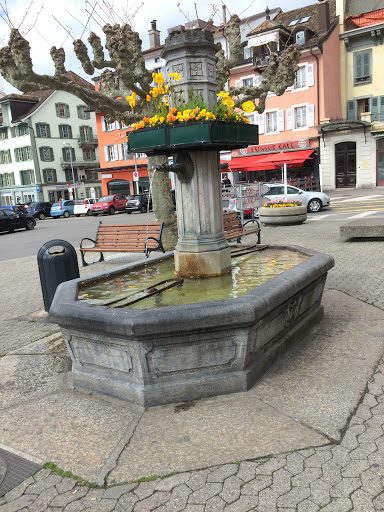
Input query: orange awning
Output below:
<box><xmin>259</xmin><ymin>150</ymin><xmax>314</xmax><ymax>167</ymax></box>
<box><xmin>226</xmin><ymin>149</ymin><xmax>314</xmax><ymax>172</ymax></box>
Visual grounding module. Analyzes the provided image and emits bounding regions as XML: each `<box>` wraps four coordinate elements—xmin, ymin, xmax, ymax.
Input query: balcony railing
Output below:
<box><xmin>253</xmin><ymin>55</ymin><xmax>270</xmax><ymax>70</ymax></box>
<box><xmin>77</xmin><ymin>136</ymin><xmax>98</xmax><ymax>147</ymax></box>
<box><xmin>60</xmin><ymin>157</ymin><xmax>98</xmax><ymax>166</ymax></box>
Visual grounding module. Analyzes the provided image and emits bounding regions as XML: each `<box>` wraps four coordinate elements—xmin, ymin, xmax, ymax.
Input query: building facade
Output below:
<box><xmin>0</xmin><ymin>75</ymin><xmax>100</xmax><ymax>205</ymax></box>
<box><xmin>319</xmin><ymin>0</ymin><xmax>384</xmax><ymax>189</ymax></box>
<box><xmin>228</xmin><ymin>0</ymin><xmax>341</xmax><ymax>189</ymax></box>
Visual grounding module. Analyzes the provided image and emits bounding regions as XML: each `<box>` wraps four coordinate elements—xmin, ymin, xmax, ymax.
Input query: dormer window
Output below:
<box><xmin>296</xmin><ymin>31</ymin><xmax>305</xmax><ymax>45</ymax></box>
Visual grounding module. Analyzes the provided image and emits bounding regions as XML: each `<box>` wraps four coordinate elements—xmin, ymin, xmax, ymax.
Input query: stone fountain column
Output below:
<box><xmin>161</xmin><ymin>29</ymin><xmax>232</xmax><ymax>278</ymax></box>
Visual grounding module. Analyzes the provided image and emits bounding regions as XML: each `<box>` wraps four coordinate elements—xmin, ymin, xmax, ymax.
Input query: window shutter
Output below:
<box><xmin>68</xmin><ymin>126</ymin><xmax>72</xmax><ymax>138</ymax></box>
<box><xmin>50</xmin><ymin>148</ymin><xmax>54</xmax><ymax>161</ymax></box>
<box><xmin>46</xmin><ymin>125</ymin><xmax>51</xmax><ymax>138</ymax></box>
<box><xmin>59</xmin><ymin>125</ymin><xmax>63</xmax><ymax>138</ymax></box>
<box><xmin>82</xmin><ymin>148</ymin><xmax>86</xmax><ymax>160</ymax></box>
<box><xmin>104</xmin><ymin>146</ymin><xmax>109</xmax><ymax>162</ymax></box>
<box><xmin>91</xmin><ymin>148</ymin><xmax>95</xmax><ymax>160</ymax></box>
<box><xmin>65</xmin><ymin>104</ymin><xmax>70</xmax><ymax>117</ymax></box>
<box><xmin>307</xmin><ymin>104</ymin><xmax>315</xmax><ymax>127</ymax></box>
<box><xmin>363</xmin><ymin>51</ymin><xmax>370</xmax><ymax>78</ymax></box>
<box><xmin>278</xmin><ymin>110</ymin><xmax>285</xmax><ymax>131</ymax></box>
<box><xmin>286</xmin><ymin>108</ymin><xmax>293</xmax><ymax>130</ymax></box>
<box><xmin>380</xmin><ymin>96</ymin><xmax>384</xmax><ymax>122</ymax></box>
<box><xmin>39</xmin><ymin>147</ymin><xmax>44</xmax><ymax>160</ymax></box>
<box><xmin>71</xmin><ymin>148</ymin><xmax>75</xmax><ymax>161</ymax></box>
<box><xmin>35</xmin><ymin>124</ymin><xmax>40</xmax><ymax>136</ymax></box>
<box><xmin>306</xmin><ymin>63</ymin><xmax>314</xmax><ymax>87</ymax></box>
<box><xmin>77</xmin><ymin>106</ymin><xmax>81</xmax><ymax>118</ymax></box>
<box><xmin>62</xmin><ymin>148</ymin><xmax>66</xmax><ymax>160</ymax></box>
<box><xmin>10</xmin><ymin>126</ymin><xmax>15</xmax><ymax>137</ymax></box>
<box><xmin>88</xmin><ymin>127</ymin><xmax>93</xmax><ymax>140</ymax></box>
<box><xmin>116</xmin><ymin>121</ymin><xmax>121</xmax><ymax>129</ymax></box>
<box><xmin>55</xmin><ymin>103</ymin><xmax>60</xmax><ymax>116</ymax></box>
<box><xmin>371</xmin><ymin>97</ymin><xmax>379</xmax><ymax>121</ymax></box>
<box><xmin>235</xmin><ymin>80</ymin><xmax>242</xmax><ymax>88</ymax></box>
<box><xmin>255</xmin><ymin>113</ymin><xmax>264</xmax><ymax>134</ymax></box>
<box><xmin>14</xmin><ymin>149</ymin><xmax>19</xmax><ymax>162</ymax></box>
<box><xmin>253</xmin><ymin>75</ymin><xmax>262</xmax><ymax>87</ymax></box>
<box><xmin>118</xmin><ymin>144</ymin><xmax>123</xmax><ymax>160</ymax></box>
<box><xmin>101</xmin><ymin>115</ymin><xmax>106</xmax><ymax>132</ymax></box>
<box><xmin>355</xmin><ymin>52</ymin><xmax>362</xmax><ymax>79</ymax></box>
<box><xmin>347</xmin><ymin>100</ymin><xmax>356</xmax><ymax>120</ymax></box>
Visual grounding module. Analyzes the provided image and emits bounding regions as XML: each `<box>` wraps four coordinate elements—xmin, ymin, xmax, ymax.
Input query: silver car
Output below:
<box><xmin>263</xmin><ymin>184</ymin><xmax>330</xmax><ymax>213</ymax></box>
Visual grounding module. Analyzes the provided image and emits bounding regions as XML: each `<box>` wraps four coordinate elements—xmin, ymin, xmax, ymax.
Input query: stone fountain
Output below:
<box><xmin>49</xmin><ymin>29</ymin><xmax>334</xmax><ymax>407</ymax></box>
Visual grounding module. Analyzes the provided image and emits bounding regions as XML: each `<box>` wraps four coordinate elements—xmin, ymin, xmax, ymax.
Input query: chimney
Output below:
<box><xmin>318</xmin><ymin>0</ymin><xmax>330</xmax><ymax>32</ymax></box>
<box><xmin>266</xmin><ymin>6</ymin><xmax>270</xmax><ymax>21</ymax></box>
<box><xmin>149</xmin><ymin>20</ymin><xmax>161</xmax><ymax>48</ymax></box>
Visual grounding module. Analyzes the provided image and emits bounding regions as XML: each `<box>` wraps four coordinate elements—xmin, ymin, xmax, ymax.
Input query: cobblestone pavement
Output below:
<box><xmin>2</xmin><ymin>191</ymin><xmax>384</xmax><ymax>510</ymax></box>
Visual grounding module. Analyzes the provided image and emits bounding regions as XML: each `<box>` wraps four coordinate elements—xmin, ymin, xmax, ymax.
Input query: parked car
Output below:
<box><xmin>90</xmin><ymin>195</ymin><xmax>128</xmax><ymax>215</ymax></box>
<box><xmin>0</xmin><ymin>204</ymin><xmax>29</xmax><ymax>216</ymax></box>
<box><xmin>74</xmin><ymin>198</ymin><xmax>96</xmax><ymax>216</ymax></box>
<box><xmin>263</xmin><ymin>184</ymin><xmax>330</xmax><ymax>213</ymax></box>
<box><xmin>27</xmin><ymin>201</ymin><xmax>52</xmax><ymax>220</ymax></box>
<box><xmin>50</xmin><ymin>200</ymin><xmax>75</xmax><ymax>218</ymax></box>
<box><xmin>0</xmin><ymin>208</ymin><xmax>36</xmax><ymax>232</ymax></box>
<box><xmin>125</xmin><ymin>194</ymin><xmax>151</xmax><ymax>214</ymax></box>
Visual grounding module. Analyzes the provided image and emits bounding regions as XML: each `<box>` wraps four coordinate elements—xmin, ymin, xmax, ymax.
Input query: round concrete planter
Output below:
<box><xmin>259</xmin><ymin>205</ymin><xmax>307</xmax><ymax>225</ymax></box>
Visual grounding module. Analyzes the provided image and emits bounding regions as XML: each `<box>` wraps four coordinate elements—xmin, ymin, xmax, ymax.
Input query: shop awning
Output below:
<box><xmin>228</xmin><ymin>154</ymin><xmax>279</xmax><ymax>171</ymax></box>
<box><xmin>259</xmin><ymin>149</ymin><xmax>314</xmax><ymax>167</ymax></box>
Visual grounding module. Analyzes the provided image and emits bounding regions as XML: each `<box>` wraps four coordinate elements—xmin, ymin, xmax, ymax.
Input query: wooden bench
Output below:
<box><xmin>223</xmin><ymin>211</ymin><xmax>261</xmax><ymax>244</ymax></box>
<box><xmin>80</xmin><ymin>222</ymin><xmax>165</xmax><ymax>266</ymax></box>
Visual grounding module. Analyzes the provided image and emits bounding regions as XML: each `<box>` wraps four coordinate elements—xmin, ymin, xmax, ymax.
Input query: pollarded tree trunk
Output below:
<box><xmin>147</xmin><ymin>155</ymin><xmax>178</xmax><ymax>250</ymax></box>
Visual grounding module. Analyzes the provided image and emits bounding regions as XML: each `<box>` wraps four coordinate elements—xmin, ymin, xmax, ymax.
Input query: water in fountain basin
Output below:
<box><xmin>78</xmin><ymin>248</ymin><xmax>308</xmax><ymax>309</ymax></box>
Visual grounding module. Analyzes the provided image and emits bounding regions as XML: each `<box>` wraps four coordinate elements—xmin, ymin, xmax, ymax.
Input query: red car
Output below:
<box><xmin>90</xmin><ymin>194</ymin><xmax>128</xmax><ymax>216</ymax></box>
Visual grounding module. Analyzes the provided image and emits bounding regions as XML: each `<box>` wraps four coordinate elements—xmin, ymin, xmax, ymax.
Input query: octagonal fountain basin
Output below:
<box><xmin>49</xmin><ymin>245</ymin><xmax>334</xmax><ymax>407</ymax></box>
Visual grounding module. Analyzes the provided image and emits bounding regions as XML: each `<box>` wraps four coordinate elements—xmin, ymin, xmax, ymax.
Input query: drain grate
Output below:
<box><xmin>0</xmin><ymin>448</ymin><xmax>41</xmax><ymax>497</ymax></box>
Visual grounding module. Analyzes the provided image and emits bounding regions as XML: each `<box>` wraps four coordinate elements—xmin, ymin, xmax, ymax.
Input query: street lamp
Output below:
<box><xmin>63</xmin><ymin>142</ymin><xmax>76</xmax><ymax>200</ymax></box>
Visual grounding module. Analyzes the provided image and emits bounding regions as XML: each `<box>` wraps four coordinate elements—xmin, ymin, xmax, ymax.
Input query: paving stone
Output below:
<box><xmin>103</xmin><ymin>483</ymin><xmax>137</xmax><ymax>499</ymax></box>
<box><xmin>257</xmin><ymin>487</ymin><xmax>280</xmax><ymax>512</ymax></box>
<box><xmin>309</xmin><ymin>479</ymin><xmax>331</xmax><ymax>507</ymax></box>
<box><xmin>188</xmin><ymin>483</ymin><xmax>222</xmax><ymax>504</ymax></box>
<box><xmin>223</xmin><ymin>495</ymin><xmax>258</xmax><ymax>512</ymax></box>
<box><xmin>341</xmin><ymin>425</ymin><xmax>366</xmax><ymax>450</ymax></box>
<box><xmin>115</xmin><ymin>491</ymin><xmax>138</xmax><ymax>512</ymax></box>
<box><xmin>374</xmin><ymin>493</ymin><xmax>384</xmax><ymax>510</ymax></box>
<box><xmin>355</xmin><ymin>404</ymin><xmax>373</xmax><ymax>420</ymax></box>
<box><xmin>28</xmin><ymin>486</ymin><xmax>58</xmax><ymax>512</ymax></box>
<box><xmin>360</xmin><ymin>467</ymin><xmax>384</xmax><ymax>496</ymax></box>
<box><xmin>207</xmin><ymin>465</ymin><xmax>238</xmax><ymax>483</ymax></box>
<box><xmin>236</xmin><ymin>462</ymin><xmax>257</xmax><ymax>483</ymax></box>
<box><xmin>187</xmin><ymin>470</ymin><xmax>209</xmax><ymax>491</ymax></box>
<box><xmin>270</xmin><ymin>468</ymin><xmax>291</xmax><ymax>494</ymax></box>
<box><xmin>363</xmin><ymin>393</ymin><xmax>378</xmax><ymax>408</ymax></box>
<box><xmin>277</xmin><ymin>486</ymin><xmax>311</xmax><ymax>508</ymax></box>
<box><xmin>219</xmin><ymin>475</ymin><xmax>242</xmax><ymax>504</ymax></box>
<box><xmin>349</xmin><ymin>442</ymin><xmax>378</xmax><ymax>460</ymax></box>
<box><xmin>329</xmin><ymin>446</ymin><xmax>351</xmax><ymax>467</ymax></box>
<box><xmin>285</xmin><ymin>453</ymin><xmax>305</xmax><ymax>475</ymax></box>
<box><xmin>155</xmin><ymin>473</ymin><xmax>190</xmax><ymax>491</ymax></box>
<box><xmin>241</xmin><ymin>475</ymin><xmax>272</xmax><ymax>495</ymax></box>
<box><xmin>182</xmin><ymin>506</ymin><xmax>204</xmax><ymax>511</ymax></box>
<box><xmin>33</xmin><ymin>469</ymin><xmax>51</xmax><ymax>482</ymax></box>
<box><xmin>80</xmin><ymin>488</ymin><xmax>105</xmax><ymax>506</ymax></box>
<box><xmin>330</xmin><ymin>477</ymin><xmax>361</xmax><ymax>498</ymax></box>
<box><xmin>135</xmin><ymin>491</ymin><xmax>170</xmax><ymax>511</ymax></box>
<box><xmin>297</xmin><ymin>498</ymin><xmax>320</xmax><ymax>511</ymax></box>
<box><xmin>49</xmin><ymin>486</ymin><xmax>88</xmax><ymax>507</ymax></box>
<box><xmin>156</xmin><ymin>484</ymin><xmax>192</xmax><ymax>511</ymax></box>
<box><xmin>255</xmin><ymin>457</ymin><xmax>286</xmax><ymax>475</ymax></box>
<box><xmin>303</xmin><ymin>449</ymin><xmax>332</xmax><ymax>468</ymax></box>
<box><xmin>358</xmin><ymin>425</ymin><xmax>383</xmax><ymax>444</ymax></box>
<box><xmin>205</xmin><ymin>495</ymin><xmax>226</xmax><ymax>511</ymax></box>
<box><xmin>320</xmin><ymin>498</ymin><xmax>353</xmax><ymax>511</ymax></box>
<box><xmin>0</xmin><ymin>494</ymin><xmax>37</xmax><ymax>512</ymax></box>
<box><xmin>3</xmin><ymin>477</ymin><xmax>34</xmax><ymax>502</ymax></box>
<box><xmin>298</xmin><ymin>449</ymin><xmax>315</xmax><ymax>458</ymax></box>
<box><xmin>88</xmin><ymin>499</ymin><xmax>118</xmax><ymax>511</ymax></box>
<box><xmin>56</xmin><ymin>477</ymin><xmax>77</xmax><ymax>494</ymax></box>
<box><xmin>292</xmin><ymin>467</ymin><xmax>321</xmax><ymax>487</ymax></box>
<box><xmin>341</xmin><ymin>459</ymin><xmax>370</xmax><ymax>477</ymax></box>
<box><xmin>134</xmin><ymin>479</ymin><xmax>161</xmax><ymax>500</ymax></box>
<box><xmin>26</xmin><ymin>474</ymin><xmax>62</xmax><ymax>494</ymax></box>
<box><xmin>63</xmin><ymin>501</ymin><xmax>87</xmax><ymax>511</ymax></box>
<box><xmin>351</xmin><ymin>488</ymin><xmax>376</xmax><ymax>512</ymax></box>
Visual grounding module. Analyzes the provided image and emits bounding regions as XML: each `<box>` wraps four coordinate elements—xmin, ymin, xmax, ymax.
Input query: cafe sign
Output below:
<box><xmin>236</xmin><ymin>139</ymin><xmax>309</xmax><ymax>156</ymax></box>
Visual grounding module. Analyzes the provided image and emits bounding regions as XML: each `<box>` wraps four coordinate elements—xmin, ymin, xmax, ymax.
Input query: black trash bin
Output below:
<box><xmin>37</xmin><ymin>239</ymin><xmax>80</xmax><ymax>312</ymax></box>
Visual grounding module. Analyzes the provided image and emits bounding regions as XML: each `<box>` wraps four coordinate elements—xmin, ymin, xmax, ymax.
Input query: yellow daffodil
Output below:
<box><xmin>242</xmin><ymin>101</ymin><xmax>255</xmax><ymax>113</ymax></box>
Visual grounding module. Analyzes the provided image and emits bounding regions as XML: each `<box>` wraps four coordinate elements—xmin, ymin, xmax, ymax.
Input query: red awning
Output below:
<box><xmin>228</xmin><ymin>154</ymin><xmax>279</xmax><ymax>171</ymax></box>
<box><xmin>259</xmin><ymin>149</ymin><xmax>314</xmax><ymax>167</ymax></box>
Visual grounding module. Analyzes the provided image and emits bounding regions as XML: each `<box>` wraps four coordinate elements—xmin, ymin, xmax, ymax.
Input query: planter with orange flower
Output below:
<box><xmin>127</xmin><ymin>74</ymin><xmax>258</xmax><ymax>155</ymax></box>
<box><xmin>259</xmin><ymin>199</ymin><xmax>307</xmax><ymax>225</ymax></box>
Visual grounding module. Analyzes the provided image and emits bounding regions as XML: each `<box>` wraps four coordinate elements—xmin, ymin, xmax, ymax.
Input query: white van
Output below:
<box><xmin>74</xmin><ymin>198</ymin><xmax>96</xmax><ymax>216</ymax></box>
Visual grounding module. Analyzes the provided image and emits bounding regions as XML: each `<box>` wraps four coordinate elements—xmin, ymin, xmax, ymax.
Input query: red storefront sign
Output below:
<box><xmin>233</xmin><ymin>139</ymin><xmax>310</xmax><ymax>156</ymax></box>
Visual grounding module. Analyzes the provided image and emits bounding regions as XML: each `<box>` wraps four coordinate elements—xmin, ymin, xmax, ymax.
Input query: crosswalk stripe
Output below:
<box><xmin>331</xmin><ymin>195</ymin><xmax>384</xmax><ymax>203</ymax></box>
<box><xmin>347</xmin><ymin>211</ymin><xmax>379</xmax><ymax>219</ymax></box>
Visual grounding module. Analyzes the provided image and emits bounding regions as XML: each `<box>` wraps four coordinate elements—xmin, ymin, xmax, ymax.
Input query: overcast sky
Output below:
<box><xmin>1</xmin><ymin>0</ymin><xmax>312</xmax><ymax>93</ymax></box>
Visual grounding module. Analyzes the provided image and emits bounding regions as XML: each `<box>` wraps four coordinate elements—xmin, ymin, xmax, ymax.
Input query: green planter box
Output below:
<box><xmin>127</xmin><ymin>121</ymin><xmax>258</xmax><ymax>156</ymax></box>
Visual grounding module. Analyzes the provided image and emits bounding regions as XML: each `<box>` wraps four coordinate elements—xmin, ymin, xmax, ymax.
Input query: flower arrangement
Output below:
<box><xmin>128</xmin><ymin>72</ymin><xmax>253</xmax><ymax>131</ymax></box>
<box><xmin>263</xmin><ymin>200</ymin><xmax>303</xmax><ymax>208</ymax></box>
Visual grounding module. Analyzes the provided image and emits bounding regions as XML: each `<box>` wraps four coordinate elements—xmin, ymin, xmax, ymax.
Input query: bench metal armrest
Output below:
<box><xmin>80</xmin><ymin>237</ymin><xmax>104</xmax><ymax>267</ymax></box>
<box><xmin>80</xmin><ymin>237</ymin><xmax>97</xmax><ymax>250</ymax></box>
<box><xmin>243</xmin><ymin>219</ymin><xmax>261</xmax><ymax>230</ymax></box>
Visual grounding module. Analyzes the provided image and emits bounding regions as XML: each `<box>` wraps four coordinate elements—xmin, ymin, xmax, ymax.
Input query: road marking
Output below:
<box><xmin>307</xmin><ymin>214</ymin><xmax>331</xmax><ymax>221</ymax></box>
<box><xmin>332</xmin><ymin>207</ymin><xmax>384</xmax><ymax>212</ymax></box>
<box><xmin>331</xmin><ymin>195</ymin><xmax>384</xmax><ymax>203</ymax></box>
<box><xmin>347</xmin><ymin>211</ymin><xmax>380</xmax><ymax>219</ymax></box>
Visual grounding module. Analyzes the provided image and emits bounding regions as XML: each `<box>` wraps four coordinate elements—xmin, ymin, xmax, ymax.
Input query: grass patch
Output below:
<box><xmin>42</xmin><ymin>462</ymin><xmax>99</xmax><ymax>488</ymax></box>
